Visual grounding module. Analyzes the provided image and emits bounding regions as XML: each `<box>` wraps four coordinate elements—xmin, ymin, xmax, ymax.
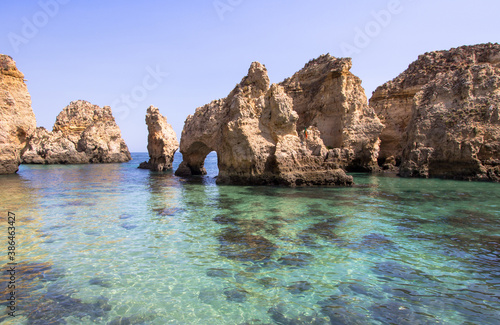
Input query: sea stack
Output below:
<box><xmin>138</xmin><ymin>105</ymin><xmax>178</xmax><ymax>171</ymax></box>
<box><xmin>175</xmin><ymin>55</ymin><xmax>382</xmax><ymax>186</ymax></box>
<box><xmin>371</xmin><ymin>43</ymin><xmax>500</xmax><ymax>181</ymax></box>
<box><xmin>0</xmin><ymin>55</ymin><xmax>36</xmax><ymax>174</ymax></box>
<box><xmin>22</xmin><ymin>100</ymin><xmax>131</xmax><ymax>164</ymax></box>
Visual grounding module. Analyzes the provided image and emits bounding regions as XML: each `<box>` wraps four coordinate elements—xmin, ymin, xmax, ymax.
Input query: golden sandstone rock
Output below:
<box><xmin>139</xmin><ymin>105</ymin><xmax>178</xmax><ymax>171</ymax></box>
<box><xmin>176</xmin><ymin>55</ymin><xmax>384</xmax><ymax>186</ymax></box>
<box><xmin>371</xmin><ymin>43</ymin><xmax>500</xmax><ymax>181</ymax></box>
<box><xmin>0</xmin><ymin>55</ymin><xmax>36</xmax><ymax>174</ymax></box>
<box><xmin>22</xmin><ymin>100</ymin><xmax>131</xmax><ymax>164</ymax></box>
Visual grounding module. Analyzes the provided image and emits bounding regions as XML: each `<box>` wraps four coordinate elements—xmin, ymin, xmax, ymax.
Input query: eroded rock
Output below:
<box><xmin>0</xmin><ymin>54</ymin><xmax>36</xmax><ymax>174</ymax></box>
<box><xmin>22</xmin><ymin>100</ymin><xmax>131</xmax><ymax>164</ymax></box>
<box><xmin>371</xmin><ymin>43</ymin><xmax>500</xmax><ymax>181</ymax></box>
<box><xmin>176</xmin><ymin>55</ymin><xmax>381</xmax><ymax>186</ymax></box>
<box><xmin>138</xmin><ymin>105</ymin><xmax>178</xmax><ymax>171</ymax></box>
<box><xmin>281</xmin><ymin>55</ymin><xmax>384</xmax><ymax>171</ymax></box>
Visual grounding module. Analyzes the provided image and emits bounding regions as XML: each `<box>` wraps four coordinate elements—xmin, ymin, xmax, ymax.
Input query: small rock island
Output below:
<box><xmin>22</xmin><ymin>100</ymin><xmax>131</xmax><ymax>164</ymax></box>
<box><xmin>139</xmin><ymin>105</ymin><xmax>179</xmax><ymax>171</ymax></box>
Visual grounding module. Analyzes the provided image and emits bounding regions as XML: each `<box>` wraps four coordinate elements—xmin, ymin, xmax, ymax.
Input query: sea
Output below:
<box><xmin>0</xmin><ymin>152</ymin><xmax>499</xmax><ymax>324</ymax></box>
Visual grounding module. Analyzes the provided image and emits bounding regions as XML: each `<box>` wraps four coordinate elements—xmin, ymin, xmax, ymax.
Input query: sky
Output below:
<box><xmin>1</xmin><ymin>0</ymin><xmax>499</xmax><ymax>152</ymax></box>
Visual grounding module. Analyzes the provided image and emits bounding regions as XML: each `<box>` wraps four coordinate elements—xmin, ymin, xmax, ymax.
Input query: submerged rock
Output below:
<box><xmin>22</xmin><ymin>100</ymin><xmax>131</xmax><ymax>164</ymax></box>
<box><xmin>138</xmin><ymin>105</ymin><xmax>178</xmax><ymax>171</ymax></box>
<box><xmin>176</xmin><ymin>54</ymin><xmax>383</xmax><ymax>186</ymax></box>
<box><xmin>218</xmin><ymin>228</ymin><xmax>277</xmax><ymax>262</ymax></box>
<box><xmin>371</xmin><ymin>43</ymin><xmax>500</xmax><ymax>181</ymax></box>
<box><xmin>223</xmin><ymin>288</ymin><xmax>248</xmax><ymax>303</ymax></box>
<box><xmin>0</xmin><ymin>54</ymin><xmax>36</xmax><ymax>174</ymax></box>
<box><xmin>268</xmin><ymin>303</ymin><xmax>329</xmax><ymax>325</ymax></box>
<box><xmin>287</xmin><ymin>281</ymin><xmax>312</xmax><ymax>294</ymax></box>
<box><xmin>89</xmin><ymin>277</ymin><xmax>113</xmax><ymax>288</ymax></box>
<box><xmin>278</xmin><ymin>252</ymin><xmax>314</xmax><ymax>268</ymax></box>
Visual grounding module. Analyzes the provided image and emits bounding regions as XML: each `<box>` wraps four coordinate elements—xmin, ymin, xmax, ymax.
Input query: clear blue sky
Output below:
<box><xmin>1</xmin><ymin>0</ymin><xmax>499</xmax><ymax>152</ymax></box>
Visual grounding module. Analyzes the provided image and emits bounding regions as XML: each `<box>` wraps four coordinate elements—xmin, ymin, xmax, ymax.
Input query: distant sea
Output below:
<box><xmin>1</xmin><ymin>152</ymin><xmax>499</xmax><ymax>324</ymax></box>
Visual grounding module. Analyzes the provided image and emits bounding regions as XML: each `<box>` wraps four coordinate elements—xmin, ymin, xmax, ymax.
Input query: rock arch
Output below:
<box><xmin>176</xmin><ymin>55</ymin><xmax>384</xmax><ymax>186</ymax></box>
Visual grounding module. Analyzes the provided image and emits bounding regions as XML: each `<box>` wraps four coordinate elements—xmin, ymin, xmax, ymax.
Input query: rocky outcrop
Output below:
<box><xmin>371</xmin><ymin>43</ymin><xmax>500</xmax><ymax>176</ymax></box>
<box><xmin>0</xmin><ymin>55</ymin><xmax>36</xmax><ymax>174</ymax></box>
<box><xmin>138</xmin><ymin>105</ymin><xmax>178</xmax><ymax>171</ymax></box>
<box><xmin>175</xmin><ymin>55</ymin><xmax>382</xmax><ymax>186</ymax></box>
<box><xmin>399</xmin><ymin>44</ymin><xmax>500</xmax><ymax>181</ymax></box>
<box><xmin>22</xmin><ymin>100</ymin><xmax>131</xmax><ymax>164</ymax></box>
<box><xmin>281</xmin><ymin>55</ymin><xmax>384</xmax><ymax>171</ymax></box>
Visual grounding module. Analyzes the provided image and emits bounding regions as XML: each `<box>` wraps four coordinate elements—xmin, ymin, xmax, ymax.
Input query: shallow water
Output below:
<box><xmin>1</xmin><ymin>152</ymin><xmax>499</xmax><ymax>324</ymax></box>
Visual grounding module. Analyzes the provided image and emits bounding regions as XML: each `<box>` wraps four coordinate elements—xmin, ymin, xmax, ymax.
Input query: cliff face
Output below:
<box><xmin>138</xmin><ymin>105</ymin><xmax>178</xmax><ymax>171</ymax></box>
<box><xmin>281</xmin><ymin>55</ymin><xmax>384</xmax><ymax>171</ymax></box>
<box><xmin>0</xmin><ymin>55</ymin><xmax>36</xmax><ymax>174</ymax></box>
<box><xmin>399</xmin><ymin>44</ymin><xmax>500</xmax><ymax>181</ymax></box>
<box><xmin>371</xmin><ymin>43</ymin><xmax>500</xmax><ymax>174</ymax></box>
<box><xmin>175</xmin><ymin>58</ymin><xmax>376</xmax><ymax>186</ymax></box>
<box><xmin>22</xmin><ymin>100</ymin><xmax>131</xmax><ymax>164</ymax></box>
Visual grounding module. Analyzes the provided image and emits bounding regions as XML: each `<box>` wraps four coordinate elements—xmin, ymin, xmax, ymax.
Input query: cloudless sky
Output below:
<box><xmin>1</xmin><ymin>0</ymin><xmax>499</xmax><ymax>152</ymax></box>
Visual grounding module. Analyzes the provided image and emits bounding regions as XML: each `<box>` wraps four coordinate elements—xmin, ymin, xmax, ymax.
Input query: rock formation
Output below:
<box><xmin>22</xmin><ymin>100</ymin><xmax>131</xmax><ymax>164</ymax></box>
<box><xmin>281</xmin><ymin>55</ymin><xmax>384</xmax><ymax>171</ymax></box>
<box><xmin>371</xmin><ymin>43</ymin><xmax>500</xmax><ymax>181</ymax></box>
<box><xmin>371</xmin><ymin>43</ymin><xmax>500</xmax><ymax>178</ymax></box>
<box><xmin>175</xmin><ymin>55</ymin><xmax>382</xmax><ymax>186</ymax></box>
<box><xmin>138</xmin><ymin>105</ymin><xmax>178</xmax><ymax>171</ymax></box>
<box><xmin>0</xmin><ymin>55</ymin><xmax>36</xmax><ymax>174</ymax></box>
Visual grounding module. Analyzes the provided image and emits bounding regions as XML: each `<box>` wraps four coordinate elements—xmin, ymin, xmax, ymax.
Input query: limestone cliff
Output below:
<box><xmin>22</xmin><ymin>100</ymin><xmax>131</xmax><ymax>164</ymax></box>
<box><xmin>0</xmin><ymin>55</ymin><xmax>36</xmax><ymax>174</ymax></box>
<box><xmin>138</xmin><ymin>105</ymin><xmax>178</xmax><ymax>171</ymax></box>
<box><xmin>281</xmin><ymin>55</ymin><xmax>383</xmax><ymax>171</ymax></box>
<box><xmin>398</xmin><ymin>44</ymin><xmax>500</xmax><ymax>181</ymax></box>
<box><xmin>371</xmin><ymin>43</ymin><xmax>500</xmax><ymax>176</ymax></box>
<box><xmin>175</xmin><ymin>60</ymin><xmax>360</xmax><ymax>186</ymax></box>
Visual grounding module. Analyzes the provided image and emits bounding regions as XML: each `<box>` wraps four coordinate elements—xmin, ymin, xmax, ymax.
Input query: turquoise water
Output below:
<box><xmin>1</xmin><ymin>152</ymin><xmax>499</xmax><ymax>324</ymax></box>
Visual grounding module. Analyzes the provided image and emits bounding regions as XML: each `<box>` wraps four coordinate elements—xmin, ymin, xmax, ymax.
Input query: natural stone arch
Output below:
<box><xmin>176</xmin><ymin>141</ymin><xmax>216</xmax><ymax>176</ymax></box>
<box><xmin>175</xmin><ymin>61</ymin><xmax>357</xmax><ymax>186</ymax></box>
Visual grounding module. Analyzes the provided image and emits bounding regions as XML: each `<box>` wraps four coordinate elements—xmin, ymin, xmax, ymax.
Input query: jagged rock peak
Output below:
<box><xmin>373</xmin><ymin>43</ymin><xmax>500</xmax><ymax>97</ymax></box>
<box><xmin>240</xmin><ymin>61</ymin><xmax>270</xmax><ymax>94</ymax></box>
<box><xmin>22</xmin><ymin>100</ymin><xmax>131</xmax><ymax>164</ymax></box>
<box><xmin>0</xmin><ymin>54</ymin><xmax>36</xmax><ymax>174</ymax></box>
<box><xmin>138</xmin><ymin>105</ymin><xmax>178</xmax><ymax>171</ymax></box>
<box><xmin>0</xmin><ymin>55</ymin><xmax>25</xmax><ymax>79</ymax></box>
<box><xmin>293</xmin><ymin>53</ymin><xmax>352</xmax><ymax>77</ymax></box>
